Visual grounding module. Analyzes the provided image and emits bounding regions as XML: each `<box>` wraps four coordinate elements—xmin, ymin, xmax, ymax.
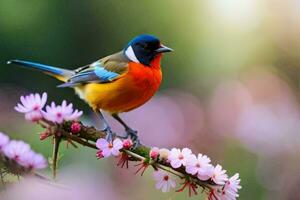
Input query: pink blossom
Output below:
<box><xmin>168</xmin><ymin>148</ymin><xmax>192</xmax><ymax>168</ymax></box>
<box><xmin>3</xmin><ymin>140</ymin><xmax>31</xmax><ymax>161</ymax></box>
<box><xmin>18</xmin><ymin>150</ymin><xmax>47</xmax><ymax>170</ymax></box>
<box><xmin>150</xmin><ymin>147</ymin><xmax>159</xmax><ymax>159</ymax></box>
<box><xmin>153</xmin><ymin>170</ymin><xmax>176</xmax><ymax>193</ymax></box>
<box><xmin>96</xmin><ymin>138</ymin><xmax>123</xmax><ymax>157</ymax></box>
<box><xmin>221</xmin><ymin>173</ymin><xmax>242</xmax><ymax>200</ymax></box>
<box><xmin>43</xmin><ymin>101</ymin><xmax>83</xmax><ymax>123</ymax></box>
<box><xmin>208</xmin><ymin>173</ymin><xmax>242</xmax><ymax>200</ymax></box>
<box><xmin>15</xmin><ymin>93</ymin><xmax>47</xmax><ymax>122</ymax></box>
<box><xmin>25</xmin><ymin>111</ymin><xmax>45</xmax><ymax>122</ymax></box>
<box><xmin>185</xmin><ymin>154</ymin><xmax>214</xmax><ymax>181</ymax></box>
<box><xmin>122</xmin><ymin>139</ymin><xmax>133</xmax><ymax>149</ymax></box>
<box><xmin>211</xmin><ymin>164</ymin><xmax>228</xmax><ymax>185</ymax></box>
<box><xmin>0</xmin><ymin>132</ymin><xmax>9</xmax><ymax>151</ymax></box>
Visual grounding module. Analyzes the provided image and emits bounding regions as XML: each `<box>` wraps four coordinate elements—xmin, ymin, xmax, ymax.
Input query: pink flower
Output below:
<box><xmin>168</xmin><ymin>148</ymin><xmax>192</xmax><ymax>168</ymax></box>
<box><xmin>3</xmin><ymin>140</ymin><xmax>31</xmax><ymax>161</ymax></box>
<box><xmin>96</xmin><ymin>138</ymin><xmax>123</xmax><ymax>158</ymax></box>
<box><xmin>186</xmin><ymin>154</ymin><xmax>214</xmax><ymax>181</ymax></box>
<box><xmin>150</xmin><ymin>147</ymin><xmax>159</xmax><ymax>160</ymax></box>
<box><xmin>122</xmin><ymin>139</ymin><xmax>133</xmax><ymax>149</ymax></box>
<box><xmin>221</xmin><ymin>173</ymin><xmax>242</xmax><ymax>200</ymax></box>
<box><xmin>43</xmin><ymin>101</ymin><xmax>83</xmax><ymax>123</ymax></box>
<box><xmin>15</xmin><ymin>93</ymin><xmax>47</xmax><ymax>122</ymax></box>
<box><xmin>18</xmin><ymin>150</ymin><xmax>47</xmax><ymax>170</ymax></box>
<box><xmin>25</xmin><ymin>111</ymin><xmax>45</xmax><ymax>122</ymax></box>
<box><xmin>208</xmin><ymin>173</ymin><xmax>242</xmax><ymax>200</ymax></box>
<box><xmin>0</xmin><ymin>132</ymin><xmax>10</xmax><ymax>151</ymax></box>
<box><xmin>211</xmin><ymin>164</ymin><xmax>228</xmax><ymax>185</ymax></box>
<box><xmin>153</xmin><ymin>170</ymin><xmax>176</xmax><ymax>193</ymax></box>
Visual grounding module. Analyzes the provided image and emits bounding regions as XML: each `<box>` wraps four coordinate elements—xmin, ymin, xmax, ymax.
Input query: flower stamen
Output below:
<box><xmin>134</xmin><ymin>162</ymin><xmax>149</xmax><ymax>176</ymax></box>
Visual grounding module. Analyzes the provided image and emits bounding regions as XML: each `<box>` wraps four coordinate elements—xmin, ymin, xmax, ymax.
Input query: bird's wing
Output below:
<box><xmin>58</xmin><ymin>52</ymin><xmax>129</xmax><ymax>87</ymax></box>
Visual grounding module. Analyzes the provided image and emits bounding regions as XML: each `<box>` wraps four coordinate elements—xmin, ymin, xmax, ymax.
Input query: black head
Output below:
<box><xmin>124</xmin><ymin>34</ymin><xmax>173</xmax><ymax>66</ymax></box>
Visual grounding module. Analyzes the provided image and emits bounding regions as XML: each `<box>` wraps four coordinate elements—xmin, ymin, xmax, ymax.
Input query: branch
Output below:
<box><xmin>6</xmin><ymin>92</ymin><xmax>241</xmax><ymax>199</ymax></box>
<box><xmin>52</xmin><ymin>121</ymin><xmax>216</xmax><ymax>192</ymax></box>
<box><xmin>51</xmin><ymin>136</ymin><xmax>61</xmax><ymax>179</ymax></box>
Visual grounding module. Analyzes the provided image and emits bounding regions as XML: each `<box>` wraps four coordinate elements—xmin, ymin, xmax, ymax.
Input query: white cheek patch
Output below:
<box><xmin>125</xmin><ymin>46</ymin><xmax>140</xmax><ymax>63</ymax></box>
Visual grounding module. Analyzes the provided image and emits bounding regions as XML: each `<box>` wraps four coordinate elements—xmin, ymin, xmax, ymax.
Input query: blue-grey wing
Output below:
<box><xmin>58</xmin><ymin>52</ymin><xmax>129</xmax><ymax>88</ymax></box>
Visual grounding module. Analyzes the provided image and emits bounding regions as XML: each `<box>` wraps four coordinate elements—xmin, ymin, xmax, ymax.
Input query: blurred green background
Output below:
<box><xmin>1</xmin><ymin>0</ymin><xmax>300</xmax><ymax>199</ymax></box>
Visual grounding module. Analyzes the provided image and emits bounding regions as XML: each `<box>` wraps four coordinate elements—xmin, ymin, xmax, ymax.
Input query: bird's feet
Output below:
<box><xmin>102</xmin><ymin>126</ymin><xmax>141</xmax><ymax>148</ymax></box>
<box><xmin>101</xmin><ymin>126</ymin><xmax>115</xmax><ymax>142</ymax></box>
<box><xmin>125</xmin><ymin>128</ymin><xmax>141</xmax><ymax>148</ymax></box>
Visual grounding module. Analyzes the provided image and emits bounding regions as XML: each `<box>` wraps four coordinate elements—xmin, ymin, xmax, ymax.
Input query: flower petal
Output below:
<box><xmin>96</xmin><ymin>138</ymin><xmax>109</xmax><ymax>149</ymax></box>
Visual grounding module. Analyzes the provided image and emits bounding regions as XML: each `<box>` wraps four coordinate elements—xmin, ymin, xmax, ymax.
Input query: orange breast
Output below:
<box><xmin>81</xmin><ymin>57</ymin><xmax>162</xmax><ymax>113</ymax></box>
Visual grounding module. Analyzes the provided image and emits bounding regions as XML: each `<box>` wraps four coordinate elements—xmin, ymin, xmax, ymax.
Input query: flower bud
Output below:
<box><xmin>96</xmin><ymin>150</ymin><xmax>104</xmax><ymax>159</ymax></box>
<box><xmin>159</xmin><ymin>148</ymin><xmax>170</xmax><ymax>161</ymax></box>
<box><xmin>71</xmin><ymin>122</ymin><xmax>81</xmax><ymax>134</ymax></box>
<box><xmin>150</xmin><ymin>147</ymin><xmax>160</xmax><ymax>159</ymax></box>
<box><xmin>39</xmin><ymin>132</ymin><xmax>49</xmax><ymax>140</ymax></box>
<box><xmin>122</xmin><ymin>139</ymin><xmax>133</xmax><ymax>149</ymax></box>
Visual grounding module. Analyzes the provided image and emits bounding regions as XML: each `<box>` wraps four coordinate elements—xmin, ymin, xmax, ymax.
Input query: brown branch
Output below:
<box><xmin>54</xmin><ymin>121</ymin><xmax>217</xmax><ymax>192</ymax></box>
<box><xmin>64</xmin><ymin>134</ymin><xmax>97</xmax><ymax>149</ymax></box>
<box><xmin>1</xmin><ymin>119</ymin><xmax>219</xmax><ymax>196</ymax></box>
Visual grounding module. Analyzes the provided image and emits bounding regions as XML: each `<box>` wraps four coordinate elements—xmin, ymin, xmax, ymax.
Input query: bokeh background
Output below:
<box><xmin>1</xmin><ymin>0</ymin><xmax>300</xmax><ymax>199</ymax></box>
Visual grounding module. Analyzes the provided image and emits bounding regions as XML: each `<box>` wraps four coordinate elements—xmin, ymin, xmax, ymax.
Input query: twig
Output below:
<box><xmin>41</xmin><ymin>121</ymin><xmax>218</xmax><ymax>191</ymax></box>
<box><xmin>52</xmin><ymin>136</ymin><xmax>61</xmax><ymax>179</ymax></box>
<box><xmin>64</xmin><ymin>134</ymin><xmax>97</xmax><ymax>149</ymax></box>
<box><xmin>122</xmin><ymin>149</ymin><xmax>145</xmax><ymax>161</ymax></box>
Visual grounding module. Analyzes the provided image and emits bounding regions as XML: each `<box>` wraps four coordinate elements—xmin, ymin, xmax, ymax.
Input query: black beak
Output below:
<box><xmin>155</xmin><ymin>44</ymin><xmax>173</xmax><ymax>53</ymax></box>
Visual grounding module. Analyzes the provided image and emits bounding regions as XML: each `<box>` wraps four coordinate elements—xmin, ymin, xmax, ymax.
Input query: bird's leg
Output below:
<box><xmin>95</xmin><ymin>110</ymin><xmax>115</xmax><ymax>142</ymax></box>
<box><xmin>111</xmin><ymin>113</ymin><xmax>141</xmax><ymax>147</ymax></box>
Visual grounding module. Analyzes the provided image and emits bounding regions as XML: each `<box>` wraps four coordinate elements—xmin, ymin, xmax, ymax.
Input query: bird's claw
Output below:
<box><xmin>132</xmin><ymin>138</ymin><xmax>142</xmax><ymax>149</ymax></box>
<box><xmin>101</xmin><ymin>127</ymin><xmax>115</xmax><ymax>142</ymax></box>
<box><xmin>102</xmin><ymin>126</ymin><xmax>141</xmax><ymax>148</ymax></box>
<box><xmin>125</xmin><ymin>128</ymin><xmax>141</xmax><ymax>148</ymax></box>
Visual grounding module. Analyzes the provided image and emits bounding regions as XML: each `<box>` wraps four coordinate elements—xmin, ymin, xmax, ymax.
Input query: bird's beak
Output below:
<box><xmin>156</xmin><ymin>44</ymin><xmax>173</xmax><ymax>53</ymax></box>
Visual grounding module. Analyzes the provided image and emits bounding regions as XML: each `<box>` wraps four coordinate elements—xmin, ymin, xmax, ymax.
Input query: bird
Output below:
<box><xmin>7</xmin><ymin>34</ymin><xmax>173</xmax><ymax>146</ymax></box>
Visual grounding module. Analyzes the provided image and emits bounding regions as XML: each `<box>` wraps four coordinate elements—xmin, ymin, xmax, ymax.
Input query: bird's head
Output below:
<box><xmin>124</xmin><ymin>34</ymin><xmax>173</xmax><ymax>66</ymax></box>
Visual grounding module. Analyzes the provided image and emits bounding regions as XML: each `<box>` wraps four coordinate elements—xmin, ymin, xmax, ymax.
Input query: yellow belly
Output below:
<box><xmin>75</xmin><ymin>72</ymin><xmax>161</xmax><ymax>113</ymax></box>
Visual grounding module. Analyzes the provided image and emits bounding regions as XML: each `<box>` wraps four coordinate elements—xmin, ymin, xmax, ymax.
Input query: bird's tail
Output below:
<box><xmin>7</xmin><ymin>60</ymin><xmax>75</xmax><ymax>82</ymax></box>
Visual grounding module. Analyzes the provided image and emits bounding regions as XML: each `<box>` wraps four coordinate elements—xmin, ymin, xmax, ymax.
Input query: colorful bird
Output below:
<box><xmin>7</xmin><ymin>34</ymin><xmax>173</xmax><ymax>145</ymax></box>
